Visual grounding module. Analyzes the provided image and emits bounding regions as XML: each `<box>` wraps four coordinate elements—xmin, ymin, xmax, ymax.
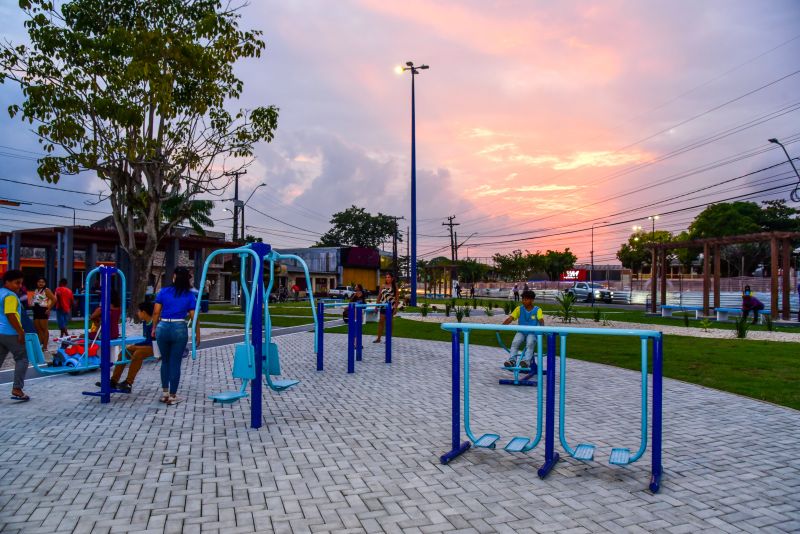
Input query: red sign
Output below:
<box><xmin>560</xmin><ymin>269</ymin><xmax>587</xmax><ymax>281</ymax></box>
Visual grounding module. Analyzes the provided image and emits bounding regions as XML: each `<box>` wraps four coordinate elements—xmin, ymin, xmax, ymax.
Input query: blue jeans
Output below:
<box><xmin>56</xmin><ymin>310</ymin><xmax>71</xmax><ymax>330</ymax></box>
<box><xmin>509</xmin><ymin>332</ymin><xmax>536</xmax><ymax>364</ymax></box>
<box><xmin>156</xmin><ymin>322</ymin><xmax>188</xmax><ymax>394</ymax></box>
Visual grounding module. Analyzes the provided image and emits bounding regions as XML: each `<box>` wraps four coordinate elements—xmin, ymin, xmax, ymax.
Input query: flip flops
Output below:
<box><xmin>11</xmin><ymin>390</ymin><xmax>30</xmax><ymax>402</ymax></box>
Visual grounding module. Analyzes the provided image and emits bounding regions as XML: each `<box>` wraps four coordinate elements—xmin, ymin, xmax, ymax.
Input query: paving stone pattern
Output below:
<box><xmin>0</xmin><ymin>333</ymin><xmax>798</xmax><ymax>533</ymax></box>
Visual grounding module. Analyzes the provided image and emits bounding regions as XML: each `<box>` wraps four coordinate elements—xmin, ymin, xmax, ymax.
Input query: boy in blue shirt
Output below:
<box><xmin>502</xmin><ymin>290</ymin><xmax>544</xmax><ymax>369</ymax></box>
<box><xmin>0</xmin><ymin>270</ymin><xmax>30</xmax><ymax>401</ymax></box>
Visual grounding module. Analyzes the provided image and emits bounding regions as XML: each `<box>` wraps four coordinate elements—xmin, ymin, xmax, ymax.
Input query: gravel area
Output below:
<box><xmin>398</xmin><ymin>312</ymin><xmax>800</xmax><ymax>343</ymax></box>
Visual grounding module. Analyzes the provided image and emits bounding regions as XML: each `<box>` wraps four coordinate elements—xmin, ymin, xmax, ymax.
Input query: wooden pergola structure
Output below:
<box><xmin>650</xmin><ymin>231</ymin><xmax>800</xmax><ymax>320</ymax></box>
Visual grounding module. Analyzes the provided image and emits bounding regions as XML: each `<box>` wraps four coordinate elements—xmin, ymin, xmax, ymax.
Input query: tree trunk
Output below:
<box><xmin>128</xmin><ymin>250</ymin><xmax>156</xmax><ymax>321</ymax></box>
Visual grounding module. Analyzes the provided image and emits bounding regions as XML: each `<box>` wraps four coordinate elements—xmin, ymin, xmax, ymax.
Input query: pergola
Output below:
<box><xmin>650</xmin><ymin>231</ymin><xmax>800</xmax><ymax>319</ymax></box>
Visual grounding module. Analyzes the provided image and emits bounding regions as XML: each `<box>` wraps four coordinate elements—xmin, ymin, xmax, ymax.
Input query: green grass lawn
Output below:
<box><xmin>327</xmin><ymin>317</ymin><xmax>800</xmax><ymax>410</ymax></box>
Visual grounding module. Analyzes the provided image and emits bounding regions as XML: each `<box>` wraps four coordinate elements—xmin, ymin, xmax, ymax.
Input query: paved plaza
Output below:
<box><xmin>1</xmin><ymin>332</ymin><xmax>798</xmax><ymax>533</ymax></box>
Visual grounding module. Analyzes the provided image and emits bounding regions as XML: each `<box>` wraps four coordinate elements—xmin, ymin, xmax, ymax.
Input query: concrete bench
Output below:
<box><xmin>660</xmin><ymin>305</ymin><xmax>704</xmax><ymax>319</ymax></box>
<box><xmin>715</xmin><ymin>307</ymin><xmax>770</xmax><ymax>323</ymax></box>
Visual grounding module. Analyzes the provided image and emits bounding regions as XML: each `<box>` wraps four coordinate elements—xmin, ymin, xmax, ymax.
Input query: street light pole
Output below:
<box><xmin>241</xmin><ymin>183</ymin><xmax>266</xmax><ymax>242</ymax></box>
<box><xmin>590</xmin><ymin>221</ymin><xmax>609</xmax><ymax>307</ymax></box>
<box><xmin>58</xmin><ymin>204</ymin><xmax>76</xmax><ymax>226</ymax></box>
<box><xmin>397</xmin><ymin>61</ymin><xmax>429</xmax><ymax>307</ymax></box>
<box><xmin>769</xmin><ymin>138</ymin><xmax>800</xmax><ymax>202</ymax></box>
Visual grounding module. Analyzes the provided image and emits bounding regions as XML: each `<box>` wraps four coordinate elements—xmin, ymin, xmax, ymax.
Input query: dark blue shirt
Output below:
<box><xmin>134</xmin><ymin>321</ymin><xmax>153</xmax><ymax>347</ymax></box>
<box><xmin>155</xmin><ymin>287</ymin><xmax>197</xmax><ymax>320</ymax></box>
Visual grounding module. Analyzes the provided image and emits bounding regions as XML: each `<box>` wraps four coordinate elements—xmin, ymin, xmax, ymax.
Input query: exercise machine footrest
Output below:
<box><xmin>474</xmin><ymin>433</ymin><xmax>500</xmax><ymax>448</ymax></box>
<box><xmin>573</xmin><ymin>443</ymin><xmax>595</xmax><ymax>461</ymax></box>
<box><xmin>209</xmin><ymin>391</ymin><xmax>248</xmax><ymax>404</ymax></box>
<box><xmin>504</xmin><ymin>436</ymin><xmax>530</xmax><ymax>452</ymax></box>
<box><xmin>269</xmin><ymin>378</ymin><xmax>300</xmax><ymax>391</ymax></box>
<box><xmin>609</xmin><ymin>447</ymin><xmax>631</xmax><ymax>465</ymax></box>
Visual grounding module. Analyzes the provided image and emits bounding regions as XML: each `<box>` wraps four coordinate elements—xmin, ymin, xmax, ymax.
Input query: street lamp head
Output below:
<box><xmin>648</xmin><ymin>215</ymin><xmax>660</xmax><ymax>221</ymax></box>
<box><xmin>768</xmin><ymin>138</ymin><xmax>779</xmax><ymax>144</ymax></box>
<box><xmin>419</xmin><ymin>65</ymin><xmax>429</xmax><ymax>70</ymax></box>
<box><xmin>394</xmin><ymin>65</ymin><xmax>404</xmax><ymax>74</ymax></box>
<box><xmin>405</xmin><ymin>61</ymin><xmax>413</xmax><ymax>67</ymax></box>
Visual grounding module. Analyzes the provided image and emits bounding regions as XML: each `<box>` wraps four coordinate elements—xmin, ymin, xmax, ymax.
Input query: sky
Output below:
<box><xmin>1</xmin><ymin>0</ymin><xmax>800</xmax><ymax>265</ymax></box>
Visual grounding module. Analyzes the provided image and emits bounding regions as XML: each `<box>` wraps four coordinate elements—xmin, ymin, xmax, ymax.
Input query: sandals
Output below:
<box><xmin>166</xmin><ymin>396</ymin><xmax>182</xmax><ymax>406</ymax></box>
<box><xmin>503</xmin><ymin>360</ymin><xmax>515</xmax><ymax>368</ymax></box>
<box><xmin>372</xmin><ymin>339</ymin><xmax>381</xmax><ymax>343</ymax></box>
<box><xmin>159</xmin><ymin>393</ymin><xmax>170</xmax><ymax>403</ymax></box>
<box><xmin>11</xmin><ymin>389</ymin><xmax>30</xmax><ymax>402</ymax></box>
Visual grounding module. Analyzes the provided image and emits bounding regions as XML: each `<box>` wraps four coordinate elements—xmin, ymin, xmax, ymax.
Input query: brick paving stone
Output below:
<box><xmin>0</xmin><ymin>333</ymin><xmax>798</xmax><ymax>533</ymax></box>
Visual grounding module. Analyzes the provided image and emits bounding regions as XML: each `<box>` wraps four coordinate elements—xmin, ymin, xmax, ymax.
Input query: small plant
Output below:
<box><xmin>734</xmin><ymin>315</ymin><xmax>749</xmax><ymax>339</ymax></box>
<box><xmin>601</xmin><ymin>313</ymin><xmax>611</xmax><ymax>326</ymax></box>
<box><xmin>763</xmin><ymin>314</ymin><xmax>774</xmax><ymax>331</ymax></box>
<box><xmin>455</xmin><ymin>306</ymin><xmax>465</xmax><ymax>322</ymax></box>
<box><xmin>444</xmin><ymin>302</ymin><xmax>452</xmax><ymax>317</ymax></box>
<box><xmin>699</xmin><ymin>318</ymin><xmax>712</xmax><ymax>332</ymax></box>
<box><xmin>483</xmin><ymin>305</ymin><xmax>493</xmax><ymax>317</ymax></box>
<box><xmin>420</xmin><ymin>302</ymin><xmax>430</xmax><ymax>317</ymax></box>
<box><xmin>463</xmin><ymin>306</ymin><xmax>471</xmax><ymax>317</ymax></box>
<box><xmin>555</xmin><ymin>292</ymin><xmax>579</xmax><ymax>323</ymax></box>
<box><xmin>682</xmin><ymin>313</ymin><xmax>690</xmax><ymax>327</ymax></box>
<box><xmin>472</xmin><ymin>299</ymin><xmax>478</xmax><ymax>309</ymax></box>
<box><xmin>431</xmin><ymin>305</ymin><xmax>438</xmax><ymax>313</ymax></box>
<box><xmin>592</xmin><ymin>307</ymin><xmax>602</xmax><ymax>322</ymax></box>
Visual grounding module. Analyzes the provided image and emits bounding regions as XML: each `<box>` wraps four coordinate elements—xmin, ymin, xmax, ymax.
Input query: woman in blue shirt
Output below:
<box><xmin>152</xmin><ymin>267</ymin><xmax>199</xmax><ymax>405</ymax></box>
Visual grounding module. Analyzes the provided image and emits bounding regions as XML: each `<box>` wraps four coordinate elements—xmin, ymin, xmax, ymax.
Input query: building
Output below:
<box><xmin>275</xmin><ymin>246</ymin><xmax>382</xmax><ymax>294</ymax></box>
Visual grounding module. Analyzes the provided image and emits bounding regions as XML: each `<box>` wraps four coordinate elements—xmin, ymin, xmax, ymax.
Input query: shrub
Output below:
<box><xmin>763</xmin><ymin>314</ymin><xmax>774</xmax><ymax>332</ymax></box>
<box><xmin>555</xmin><ymin>292</ymin><xmax>579</xmax><ymax>323</ymax></box>
<box><xmin>472</xmin><ymin>299</ymin><xmax>478</xmax><ymax>309</ymax></box>
<box><xmin>734</xmin><ymin>315</ymin><xmax>749</xmax><ymax>339</ymax></box>
<box><xmin>503</xmin><ymin>301</ymin><xmax>513</xmax><ymax>315</ymax></box>
<box><xmin>455</xmin><ymin>306</ymin><xmax>465</xmax><ymax>322</ymax></box>
<box><xmin>683</xmin><ymin>313</ymin><xmax>690</xmax><ymax>327</ymax></box>
<box><xmin>699</xmin><ymin>318</ymin><xmax>712</xmax><ymax>332</ymax></box>
<box><xmin>601</xmin><ymin>313</ymin><xmax>611</xmax><ymax>326</ymax></box>
<box><xmin>420</xmin><ymin>302</ymin><xmax>430</xmax><ymax>317</ymax></box>
<box><xmin>464</xmin><ymin>306</ymin><xmax>471</xmax><ymax>317</ymax></box>
<box><xmin>444</xmin><ymin>302</ymin><xmax>452</xmax><ymax>317</ymax></box>
<box><xmin>484</xmin><ymin>305</ymin><xmax>493</xmax><ymax>317</ymax></box>
<box><xmin>592</xmin><ymin>307</ymin><xmax>602</xmax><ymax>322</ymax></box>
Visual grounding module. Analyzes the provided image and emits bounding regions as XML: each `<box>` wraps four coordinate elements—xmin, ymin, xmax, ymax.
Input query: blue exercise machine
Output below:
<box><xmin>191</xmin><ymin>243</ymin><xmax>314</xmax><ymax>429</ymax></box>
<box><xmin>440</xmin><ymin>323</ymin><xmax>664</xmax><ymax>493</ymax></box>
<box><xmin>496</xmin><ymin>332</ymin><xmax>543</xmax><ymax>387</ymax></box>
<box><xmin>315</xmin><ymin>300</ymin><xmax>392</xmax><ymax>373</ymax></box>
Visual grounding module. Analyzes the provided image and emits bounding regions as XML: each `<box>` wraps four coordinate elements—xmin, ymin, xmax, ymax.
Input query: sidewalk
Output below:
<box><xmin>0</xmin><ymin>333</ymin><xmax>797</xmax><ymax>533</ymax></box>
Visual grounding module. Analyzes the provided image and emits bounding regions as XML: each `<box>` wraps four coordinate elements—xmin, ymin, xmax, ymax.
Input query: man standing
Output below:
<box><xmin>54</xmin><ymin>278</ymin><xmax>74</xmax><ymax>337</ymax></box>
<box><xmin>0</xmin><ymin>270</ymin><xmax>30</xmax><ymax>401</ymax></box>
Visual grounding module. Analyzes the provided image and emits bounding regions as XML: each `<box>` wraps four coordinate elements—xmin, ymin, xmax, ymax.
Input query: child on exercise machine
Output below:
<box><xmin>502</xmin><ymin>290</ymin><xmax>544</xmax><ymax>369</ymax></box>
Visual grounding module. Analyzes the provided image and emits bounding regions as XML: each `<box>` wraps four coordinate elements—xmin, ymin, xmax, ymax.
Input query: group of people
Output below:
<box><xmin>340</xmin><ymin>272</ymin><xmax>399</xmax><ymax>344</ymax></box>
<box><xmin>0</xmin><ymin>267</ymin><xmax>199</xmax><ymax>405</ymax></box>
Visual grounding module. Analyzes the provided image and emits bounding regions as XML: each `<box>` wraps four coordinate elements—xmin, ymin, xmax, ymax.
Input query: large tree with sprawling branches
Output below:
<box><xmin>1</xmin><ymin>0</ymin><xmax>278</xmax><ymax>310</ymax></box>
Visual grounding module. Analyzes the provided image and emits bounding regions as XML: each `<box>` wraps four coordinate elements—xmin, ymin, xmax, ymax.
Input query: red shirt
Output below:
<box><xmin>55</xmin><ymin>286</ymin><xmax>74</xmax><ymax>312</ymax></box>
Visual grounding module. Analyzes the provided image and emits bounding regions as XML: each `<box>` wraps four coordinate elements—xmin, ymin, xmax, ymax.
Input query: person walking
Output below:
<box><xmin>31</xmin><ymin>277</ymin><xmax>56</xmax><ymax>351</ymax></box>
<box><xmin>152</xmin><ymin>267</ymin><xmax>200</xmax><ymax>405</ymax></box>
<box><xmin>0</xmin><ymin>270</ymin><xmax>30</xmax><ymax>401</ymax></box>
<box><xmin>54</xmin><ymin>278</ymin><xmax>74</xmax><ymax>337</ymax></box>
<box><xmin>373</xmin><ymin>273</ymin><xmax>398</xmax><ymax>343</ymax></box>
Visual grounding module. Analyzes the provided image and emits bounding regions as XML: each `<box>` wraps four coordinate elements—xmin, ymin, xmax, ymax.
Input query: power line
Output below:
<box><xmin>0</xmin><ymin>177</ymin><xmax>107</xmax><ymax>197</ymax></box>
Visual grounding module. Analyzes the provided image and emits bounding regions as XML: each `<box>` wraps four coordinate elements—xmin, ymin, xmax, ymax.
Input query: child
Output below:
<box><xmin>100</xmin><ymin>301</ymin><xmax>155</xmax><ymax>393</ymax></box>
<box><xmin>502</xmin><ymin>290</ymin><xmax>544</xmax><ymax>369</ymax></box>
<box><xmin>741</xmin><ymin>285</ymin><xmax>765</xmax><ymax>325</ymax></box>
<box><xmin>0</xmin><ymin>270</ymin><xmax>30</xmax><ymax>401</ymax></box>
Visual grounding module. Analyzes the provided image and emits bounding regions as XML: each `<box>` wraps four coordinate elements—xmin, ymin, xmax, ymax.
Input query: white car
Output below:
<box><xmin>328</xmin><ymin>285</ymin><xmax>355</xmax><ymax>299</ymax></box>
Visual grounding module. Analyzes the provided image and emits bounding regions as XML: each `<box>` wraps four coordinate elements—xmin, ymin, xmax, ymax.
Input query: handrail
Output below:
<box><xmin>191</xmin><ymin>247</ymin><xmax>261</xmax><ymax>360</ymax></box>
<box><xmin>82</xmin><ymin>266</ymin><xmax>126</xmax><ymax>366</ymax></box>
<box><xmin>267</xmin><ymin>252</ymin><xmax>318</xmax><ymax>352</ymax></box>
<box><xmin>441</xmin><ymin>322</ymin><xmax>662</xmax><ymax>339</ymax></box>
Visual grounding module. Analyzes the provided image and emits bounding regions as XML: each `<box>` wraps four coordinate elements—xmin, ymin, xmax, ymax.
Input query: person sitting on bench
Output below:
<box><xmin>741</xmin><ymin>285</ymin><xmax>765</xmax><ymax>324</ymax></box>
<box><xmin>97</xmin><ymin>301</ymin><xmax>154</xmax><ymax>393</ymax></box>
<box><xmin>502</xmin><ymin>290</ymin><xmax>544</xmax><ymax>369</ymax></box>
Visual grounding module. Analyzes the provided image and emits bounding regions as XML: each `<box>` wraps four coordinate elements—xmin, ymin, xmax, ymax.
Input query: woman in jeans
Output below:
<box><xmin>152</xmin><ymin>267</ymin><xmax>200</xmax><ymax>405</ymax></box>
<box><xmin>31</xmin><ymin>277</ymin><xmax>56</xmax><ymax>351</ymax></box>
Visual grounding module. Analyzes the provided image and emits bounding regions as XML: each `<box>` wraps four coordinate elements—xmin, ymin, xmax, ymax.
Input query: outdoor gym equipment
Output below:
<box><xmin>192</xmin><ymin>242</ymin><xmax>313</xmax><ymax>429</ymax></box>
<box><xmin>24</xmin><ymin>265</ymin><xmax>143</xmax><ymax>403</ymax></box>
<box><xmin>439</xmin><ymin>323</ymin><xmax>664</xmax><ymax>493</ymax></box>
<box><xmin>314</xmin><ymin>300</ymin><xmax>392</xmax><ymax>373</ymax></box>
<box><xmin>496</xmin><ymin>331</ymin><xmax>542</xmax><ymax>387</ymax></box>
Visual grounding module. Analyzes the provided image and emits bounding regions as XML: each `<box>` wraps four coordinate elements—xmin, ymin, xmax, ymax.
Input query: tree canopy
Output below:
<box><xmin>492</xmin><ymin>249</ymin><xmax>576</xmax><ymax>281</ymax></box>
<box><xmin>316</xmin><ymin>206</ymin><xmax>401</xmax><ymax>249</ymax></box>
<box><xmin>1</xmin><ymin>0</ymin><xmax>279</xmax><ymax>309</ymax></box>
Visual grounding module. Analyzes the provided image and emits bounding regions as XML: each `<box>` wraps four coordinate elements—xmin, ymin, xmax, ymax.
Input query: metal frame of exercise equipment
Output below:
<box><xmin>440</xmin><ymin>323</ymin><xmax>664</xmax><ymax>493</ymax></box>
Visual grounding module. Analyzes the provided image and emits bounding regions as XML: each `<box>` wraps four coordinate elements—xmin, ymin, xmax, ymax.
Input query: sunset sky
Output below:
<box><xmin>1</xmin><ymin>0</ymin><xmax>799</xmax><ymax>265</ymax></box>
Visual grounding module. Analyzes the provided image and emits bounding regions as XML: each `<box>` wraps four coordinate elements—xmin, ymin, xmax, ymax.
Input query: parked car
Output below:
<box><xmin>328</xmin><ymin>285</ymin><xmax>355</xmax><ymax>299</ymax></box>
<box><xmin>565</xmin><ymin>282</ymin><xmax>613</xmax><ymax>303</ymax></box>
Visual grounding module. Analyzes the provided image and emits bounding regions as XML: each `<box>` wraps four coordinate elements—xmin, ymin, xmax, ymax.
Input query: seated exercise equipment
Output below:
<box><xmin>496</xmin><ymin>331</ymin><xmax>544</xmax><ymax>387</ymax></box>
<box><xmin>192</xmin><ymin>242</ymin><xmax>311</xmax><ymax>429</ymax></box>
<box><xmin>439</xmin><ymin>323</ymin><xmax>664</xmax><ymax>493</ymax></box>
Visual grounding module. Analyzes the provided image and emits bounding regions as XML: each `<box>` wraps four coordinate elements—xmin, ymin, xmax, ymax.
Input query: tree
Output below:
<box><xmin>315</xmin><ymin>206</ymin><xmax>401</xmax><ymax>249</ymax></box>
<box><xmin>1</xmin><ymin>0</ymin><xmax>279</xmax><ymax>312</ymax></box>
<box><xmin>542</xmin><ymin>249</ymin><xmax>577</xmax><ymax>281</ymax></box>
<box><xmin>672</xmin><ymin>231</ymin><xmax>699</xmax><ymax>273</ymax></box>
<box><xmin>457</xmin><ymin>258</ymin><xmax>489</xmax><ymax>284</ymax></box>
<box><xmin>492</xmin><ymin>250</ymin><xmax>527</xmax><ymax>280</ymax></box>
<box><xmin>616</xmin><ymin>230</ymin><xmax>672</xmax><ymax>274</ymax></box>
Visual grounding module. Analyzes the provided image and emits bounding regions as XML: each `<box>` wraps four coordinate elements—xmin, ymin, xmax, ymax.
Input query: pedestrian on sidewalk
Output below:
<box><xmin>0</xmin><ymin>270</ymin><xmax>30</xmax><ymax>401</ymax></box>
<box><xmin>54</xmin><ymin>278</ymin><xmax>74</xmax><ymax>337</ymax></box>
<box><xmin>152</xmin><ymin>267</ymin><xmax>199</xmax><ymax>406</ymax></box>
<box><xmin>31</xmin><ymin>277</ymin><xmax>56</xmax><ymax>351</ymax></box>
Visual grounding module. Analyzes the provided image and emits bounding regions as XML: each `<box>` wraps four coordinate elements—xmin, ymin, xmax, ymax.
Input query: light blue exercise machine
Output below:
<box><xmin>440</xmin><ymin>323</ymin><xmax>664</xmax><ymax>493</ymax></box>
<box><xmin>496</xmin><ymin>332</ymin><xmax>542</xmax><ymax>387</ymax></box>
<box><xmin>191</xmin><ymin>242</ymin><xmax>315</xmax><ymax>429</ymax></box>
<box><xmin>314</xmin><ymin>300</ymin><xmax>392</xmax><ymax>373</ymax></box>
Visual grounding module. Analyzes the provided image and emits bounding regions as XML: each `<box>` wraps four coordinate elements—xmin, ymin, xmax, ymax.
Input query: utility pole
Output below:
<box><xmin>226</xmin><ymin>170</ymin><xmax>247</xmax><ymax>241</ymax></box>
<box><xmin>442</xmin><ymin>215</ymin><xmax>459</xmax><ymax>262</ymax></box>
<box><xmin>388</xmin><ymin>216</ymin><xmax>405</xmax><ymax>278</ymax></box>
